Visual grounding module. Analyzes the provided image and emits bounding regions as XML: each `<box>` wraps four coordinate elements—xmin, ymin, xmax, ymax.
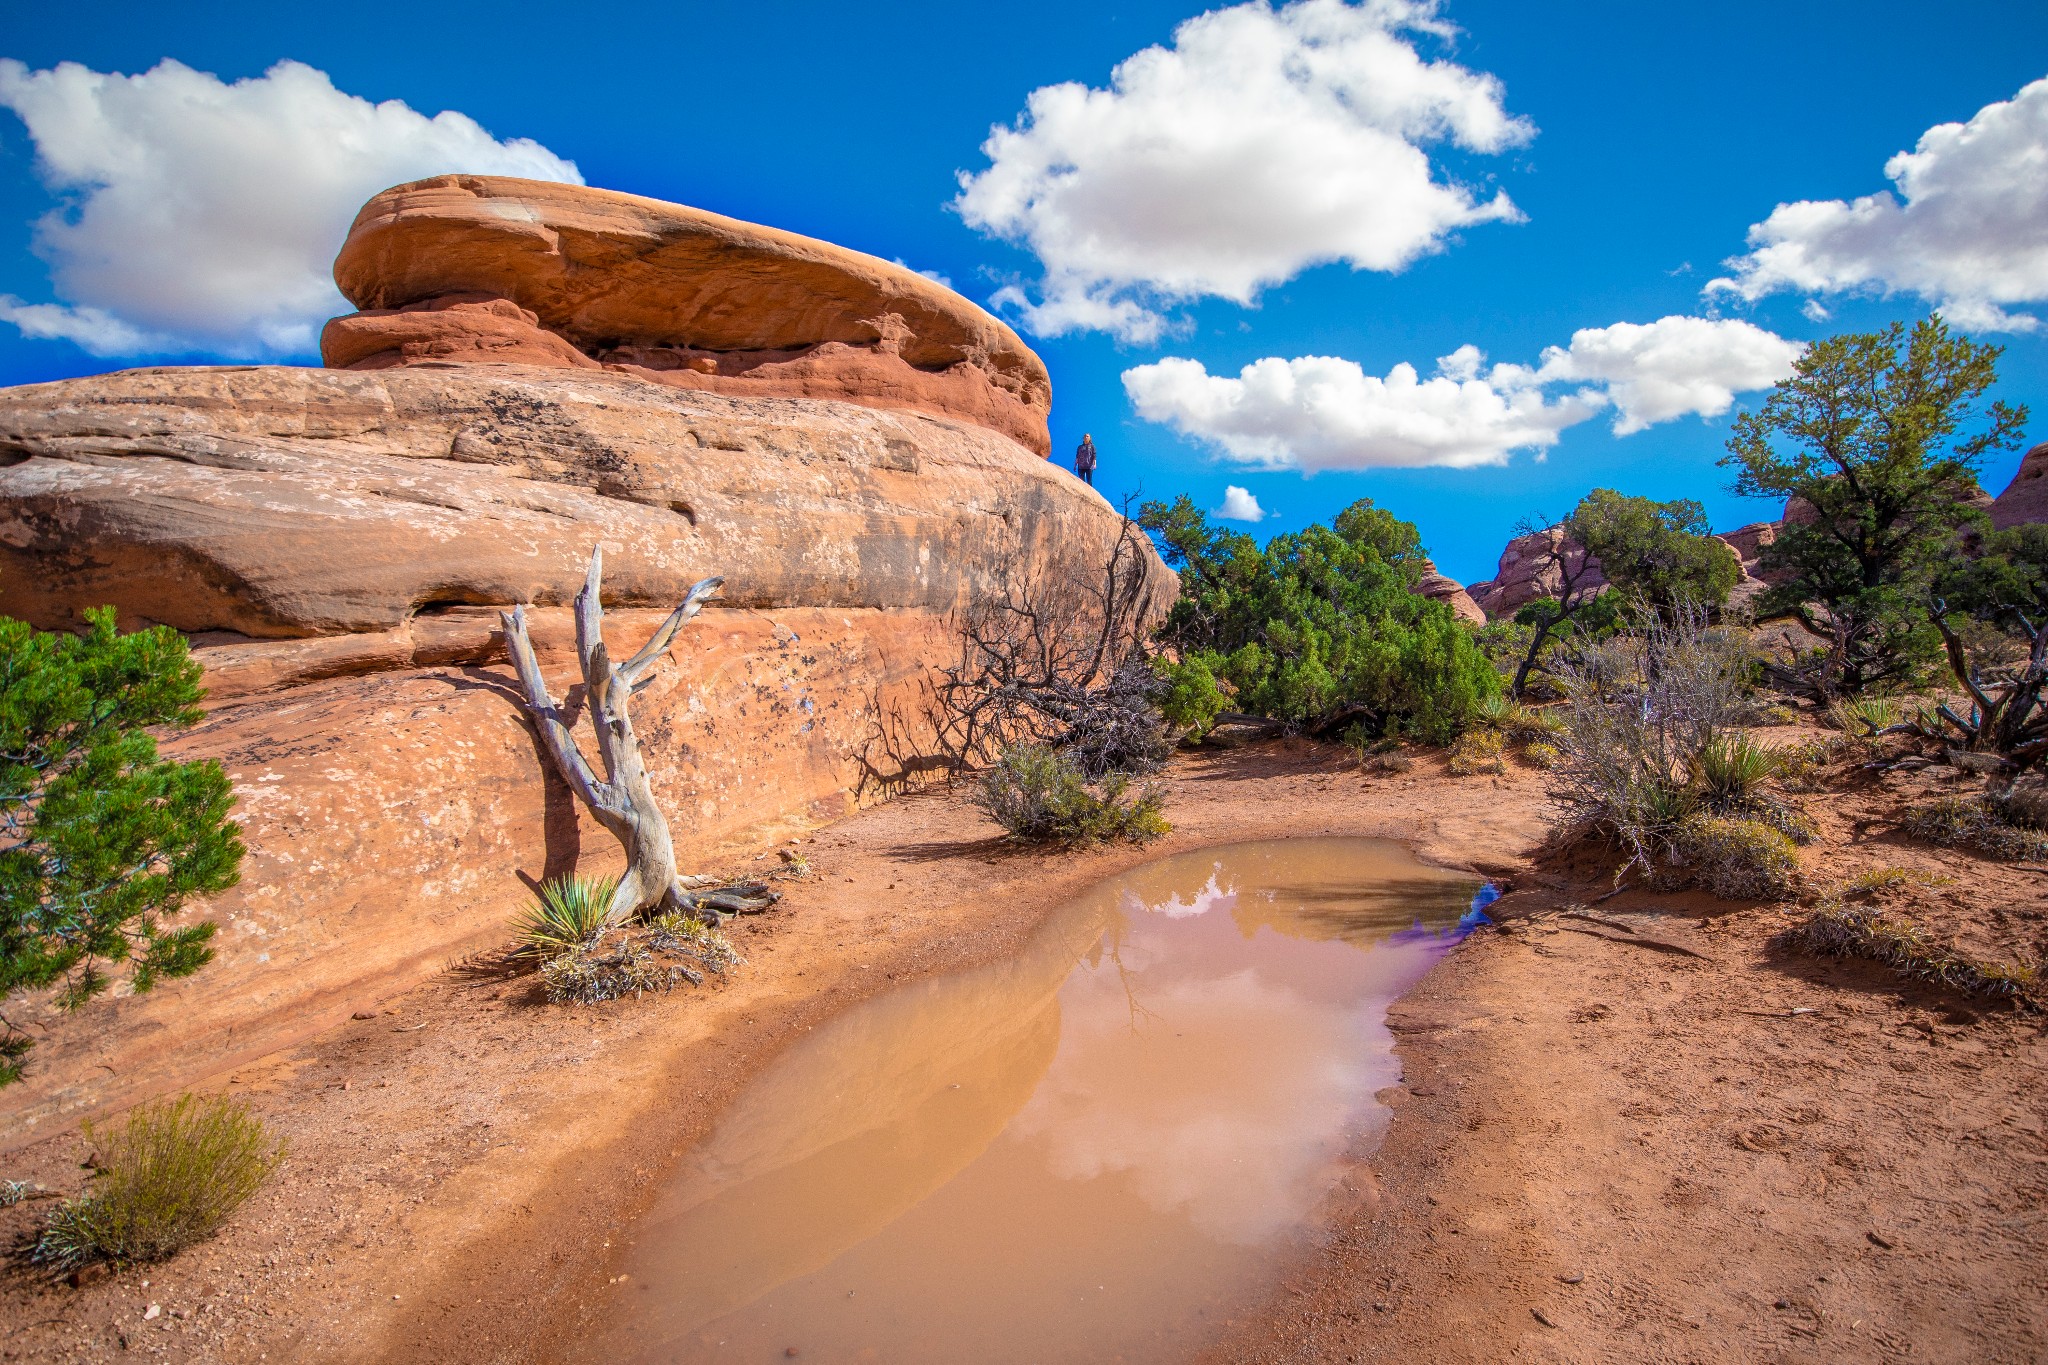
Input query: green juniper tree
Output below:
<box><xmin>1141</xmin><ymin>495</ymin><xmax>1496</xmax><ymax>743</ymax></box>
<box><xmin>1722</xmin><ymin>317</ymin><xmax>2027</xmax><ymax>697</ymax></box>
<box><xmin>0</xmin><ymin>609</ymin><xmax>243</xmax><ymax>1085</ymax></box>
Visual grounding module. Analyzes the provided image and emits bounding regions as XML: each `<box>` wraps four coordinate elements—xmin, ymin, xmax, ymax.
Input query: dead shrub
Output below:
<box><xmin>1548</xmin><ymin>601</ymin><xmax>1758</xmax><ymax>879</ymax></box>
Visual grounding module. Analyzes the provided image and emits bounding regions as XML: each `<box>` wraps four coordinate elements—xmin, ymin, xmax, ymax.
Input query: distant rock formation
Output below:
<box><xmin>1410</xmin><ymin>559</ymin><xmax>1486</xmax><ymax>625</ymax></box>
<box><xmin>321</xmin><ymin>176</ymin><xmax>1053</xmax><ymax>455</ymax></box>
<box><xmin>1992</xmin><ymin>442</ymin><xmax>2048</xmax><ymax>530</ymax></box>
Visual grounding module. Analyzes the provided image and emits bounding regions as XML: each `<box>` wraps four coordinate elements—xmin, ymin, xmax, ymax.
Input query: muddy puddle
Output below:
<box><xmin>576</xmin><ymin>838</ymin><xmax>1488</xmax><ymax>1364</ymax></box>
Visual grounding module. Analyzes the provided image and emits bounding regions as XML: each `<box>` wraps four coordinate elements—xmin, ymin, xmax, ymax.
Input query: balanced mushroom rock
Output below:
<box><xmin>320</xmin><ymin>175</ymin><xmax>1053</xmax><ymax>456</ymax></box>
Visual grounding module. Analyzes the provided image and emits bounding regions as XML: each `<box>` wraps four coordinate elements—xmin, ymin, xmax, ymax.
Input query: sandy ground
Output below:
<box><xmin>1</xmin><ymin>736</ymin><xmax>2041</xmax><ymax>1363</ymax></box>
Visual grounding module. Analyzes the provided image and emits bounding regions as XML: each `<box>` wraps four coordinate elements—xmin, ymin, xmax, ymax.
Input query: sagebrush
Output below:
<box><xmin>974</xmin><ymin>745</ymin><xmax>1168</xmax><ymax>846</ymax></box>
<box><xmin>31</xmin><ymin>1093</ymin><xmax>281</xmax><ymax>1268</ymax></box>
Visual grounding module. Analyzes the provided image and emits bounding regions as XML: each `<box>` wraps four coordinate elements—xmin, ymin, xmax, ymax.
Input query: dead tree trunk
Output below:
<box><xmin>500</xmin><ymin>547</ymin><xmax>774</xmax><ymax>925</ymax></box>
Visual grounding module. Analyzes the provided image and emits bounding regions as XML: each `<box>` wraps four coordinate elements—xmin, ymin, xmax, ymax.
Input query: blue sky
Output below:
<box><xmin>2</xmin><ymin>0</ymin><xmax>2044</xmax><ymax>585</ymax></box>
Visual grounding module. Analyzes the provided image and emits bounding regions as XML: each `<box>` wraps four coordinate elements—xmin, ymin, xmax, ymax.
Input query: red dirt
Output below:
<box><xmin>1</xmin><ymin>737</ymin><xmax>2041</xmax><ymax>1363</ymax></box>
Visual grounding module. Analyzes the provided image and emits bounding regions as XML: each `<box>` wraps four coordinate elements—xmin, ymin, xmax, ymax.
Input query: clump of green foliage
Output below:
<box><xmin>511</xmin><ymin>873</ymin><xmax>617</xmax><ymax>961</ymax></box>
<box><xmin>1901</xmin><ymin>795</ymin><xmax>2048</xmax><ymax>861</ymax></box>
<box><xmin>31</xmin><ymin>1093</ymin><xmax>282</xmax><ymax>1268</ymax></box>
<box><xmin>974</xmin><ymin>744</ymin><xmax>1168</xmax><ymax>846</ymax></box>
<box><xmin>1674</xmin><ymin>814</ymin><xmax>1800</xmax><ymax>900</ymax></box>
<box><xmin>1139</xmin><ymin>496</ymin><xmax>1496</xmax><ymax>743</ymax></box>
<box><xmin>1</xmin><ymin>610</ymin><xmax>245</xmax><ymax>1086</ymax></box>
<box><xmin>1784</xmin><ymin>901</ymin><xmax>2037</xmax><ymax>1007</ymax></box>
<box><xmin>1723</xmin><ymin>318</ymin><xmax>2027</xmax><ymax>697</ymax></box>
<box><xmin>1153</xmin><ymin>654</ymin><xmax>1227</xmax><ymax>740</ymax></box>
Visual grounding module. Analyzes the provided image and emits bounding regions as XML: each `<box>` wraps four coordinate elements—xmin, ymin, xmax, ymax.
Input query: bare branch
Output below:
<box><xmin>498</xmin><ymin>605</ymin><xmax>617</xmax><ymax>818</ymax></box>
<box><xmin>620</xmin><ymin>576</ymin><xmax>724</xmax><ymax>685</ymax></box>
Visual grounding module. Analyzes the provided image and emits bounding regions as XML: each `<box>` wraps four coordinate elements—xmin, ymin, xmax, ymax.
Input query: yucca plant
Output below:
<box><xmin>1692</xmin><ymin>733</ymin><xmax>1777</xmax><ymax>810</ymax></box>
<box><xmin>32</xmin><ymin>1093</ymin><xmax>282</xmax><ymax>1268</ymax></box>
<box><xmin>512</xmin><ymin>873</ymin><xmax>619</xmax><ymax>961</ymax></box>
<box><xmin>1827</xmin><ymin>696</ymin><xmax>1902</xmax><ymax>739</ymax></box>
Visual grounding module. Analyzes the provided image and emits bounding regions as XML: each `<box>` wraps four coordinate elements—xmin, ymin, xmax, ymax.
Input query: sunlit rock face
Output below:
<box><xmin>322</xmin><ymin>175</ymin><xmax>1054</xmax><ymax>456</ymax></box>
<box><xmin>1992</xmin><ymin>442</ymin><xmax>2048</xmax><ymax>531</ymax></box>
<box><xmin>0</xmin><ymin>186</ymin><xmax>1165</xmax><ymax>1139</ymax></box>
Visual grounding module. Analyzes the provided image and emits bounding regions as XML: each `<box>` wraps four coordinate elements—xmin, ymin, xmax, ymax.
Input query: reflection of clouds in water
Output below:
<box><xmin>1124</xmin><ymin>867</ymin><xmax>1237</xmax><ymax>920</ymax></box>
<box><xmin>1009</xmin><ymin>967</ymin><xmax>1383</xmax><ymax>1245</ymax></box>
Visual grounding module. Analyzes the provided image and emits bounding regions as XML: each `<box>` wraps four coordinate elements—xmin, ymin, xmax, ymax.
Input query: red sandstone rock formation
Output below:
<box><xmin>1410</xmin><ymin>560</ymin><xmax>1485</xmax><ymax>625</ymax></box>
<box><xmin>320</xmin><ymin>176</ymin><xmax>1053</xmax><ymax>455</ymax></box>
<box><xmin>1464</xmin><ymin>528</ymin><xmax>1605</xmax><ymax>619</ymax></box>
<box><xmin>1992</xmin><ymin>442</ymin><xmax>2048</xmax><ymax>530</ymax></box>
<box><xmin>0</xmin><ymin>364</ymin><xmax>1169</xmax><ymax>1142</ymax></box>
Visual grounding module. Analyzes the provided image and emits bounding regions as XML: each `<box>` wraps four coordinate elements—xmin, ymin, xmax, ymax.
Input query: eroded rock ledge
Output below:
<box><xmin>320</xmin><ymin>176</ymin><xmax>1053</xmax><ymax>455</ymax></box>
<box><xmin>0</xmin><ymin>363</ymin><xmax>1167</xmax><ymax>1140</ymax></box>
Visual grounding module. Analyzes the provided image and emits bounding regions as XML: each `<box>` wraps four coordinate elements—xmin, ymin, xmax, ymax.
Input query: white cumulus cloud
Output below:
<box><xmin>1507</xmin><ymin>316</ymin><xmax>1805</xmax><ymax>435</ymax></box>
<box><xmin>1708</xmin><ymin>76</ymin><xmax>2048</xmax><ymax>333</ymax></box>
<box><xmin>0</xmin><ymin>58</ymin><xmax>583</xmax><ymax>357</ymax></box>
<box><xmin>1215</xmin><ymin>486</ymin><xmax>1267</xmax><ymax>521</ymax></box>
<box><xmin>1124</xmin><ymin>315</ymin><xmax>1802</xmax><ymax>471</ymax></box>
<box><xmin>955</xmin><ymin>0</ymin><xmax>1531</xmax><ymax>342</ymax></box>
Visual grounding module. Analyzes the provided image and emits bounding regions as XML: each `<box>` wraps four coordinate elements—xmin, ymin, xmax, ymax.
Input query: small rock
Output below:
<box><xmin>352</xmin><ymin>1011</ymin><xmax>377</xmax><ymax>1020</ymax></box>
<box><xmin>1532</xmin><ymin>1307</ymin><xmax>1559</xmax><ymax>1329</ymax></box>
<box><xmin>1867</xmin><ymin>1230</ymin><xmax>1894</xmax><ymax>1250</ymax></box>
<box><xmin>785</xmin><ymin>1350</ymin><xmax>800</xmax><ymax>1358</ymax></box>
<box><xmin>1774</xmin><ymin>1298</ymin><xmax>1791</xmax><ymax>1310</ymax></box>
<box><xmin>143</xmin><ymin>1304</ymin><xmax>160</xmax><ymax>1321</ymax></box>
<box><xmin>1558</xmin><ymin>1273</ymin><xmax>1583</xmax><ymax>1285</ymax></box>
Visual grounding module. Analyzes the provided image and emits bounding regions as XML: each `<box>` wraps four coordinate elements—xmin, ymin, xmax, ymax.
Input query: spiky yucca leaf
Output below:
<box><xmin>512</xmin><ymin>874</ymin><xmax>619</xmax><ymax>961</ymax></box>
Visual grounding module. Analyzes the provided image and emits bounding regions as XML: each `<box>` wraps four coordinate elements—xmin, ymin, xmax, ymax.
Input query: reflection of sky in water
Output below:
<box><xmin>581</xmin><ymin>839</ymin><xmax>1485</xmax><ymax>1365</ymax></box>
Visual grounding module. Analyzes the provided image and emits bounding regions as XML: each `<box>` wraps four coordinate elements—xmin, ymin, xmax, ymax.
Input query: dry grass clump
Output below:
<box><xmin>1772</xmin><ymin>739</ymin><xmax>1834</xmax><ymax>792</ymax></box>
<box><xmin>1522</xmin><ymin>740</ymin><xmax>1560</xmax><ymax>769</ymax></box>
<box><xmin>647</xmin><ymin>911</ymin><xmax>745</xmax><ymax>974</ymax></box>
<box><xmin>1784</xmin><ymin>902</ymin><xmax>2038</xmax><ymax>1008</ymax></box>
<box><xmin>974</xmin><ymin>744</ymin><xmax>1168</xmax><ymax>846</ymax></box>
<box><xmin>1840</xmin><ymin>865</ymin><xmax>1954</xmax><ymax>896</ymax></box>
<box><xmin>1366</xmin><ymin>749</ymin><xmax>1414</xmax><ymax>775</ymax></box>
<box><xmin>1446</xmin><ymin>728</ymin><xmax>1506</xmax><ymax>776</ymax></box>
<box><xmin>1902</xmin><ymin>795</ymin><xmax>2048</xmax><ymax>862</ymax></box>
<box><xmin>1674</xmin><ymin>815</ymin><xmax>1800</xmax><ymax>900</ymax></box>
<box><xmin>543</xmin><ymin>932</ymin><xmax>690</xmax><ymax>1003</ymax></box>
<box><xmin>31</xmin><ymin>1094</ymin><xmax>282</xmax><ymax>1269</ymax></box>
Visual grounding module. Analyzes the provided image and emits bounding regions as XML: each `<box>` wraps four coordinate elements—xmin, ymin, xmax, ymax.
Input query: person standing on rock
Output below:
<box><xmin>1075</xmin><ymin>432</ymin><xmax>1098</xmax><ymax>487</ymax></box>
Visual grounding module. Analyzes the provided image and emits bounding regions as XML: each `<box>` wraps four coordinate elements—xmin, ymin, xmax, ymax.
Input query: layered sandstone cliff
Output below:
<box><xmin>0</xmin><ymin>180</ymin><xmax>1161</xmax><ymax>1141</ymax></box>
<box><xmin>320</xmin><ymin>176</ymin><xmax>1053</xmax><ymax>456</ymax></box>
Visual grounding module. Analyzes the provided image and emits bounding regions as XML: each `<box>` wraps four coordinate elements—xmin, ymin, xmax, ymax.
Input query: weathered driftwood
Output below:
<box><xmin>500</xmin><ymin>547</ymin><xmax>776</xmax><ymax>925</ymax></box>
